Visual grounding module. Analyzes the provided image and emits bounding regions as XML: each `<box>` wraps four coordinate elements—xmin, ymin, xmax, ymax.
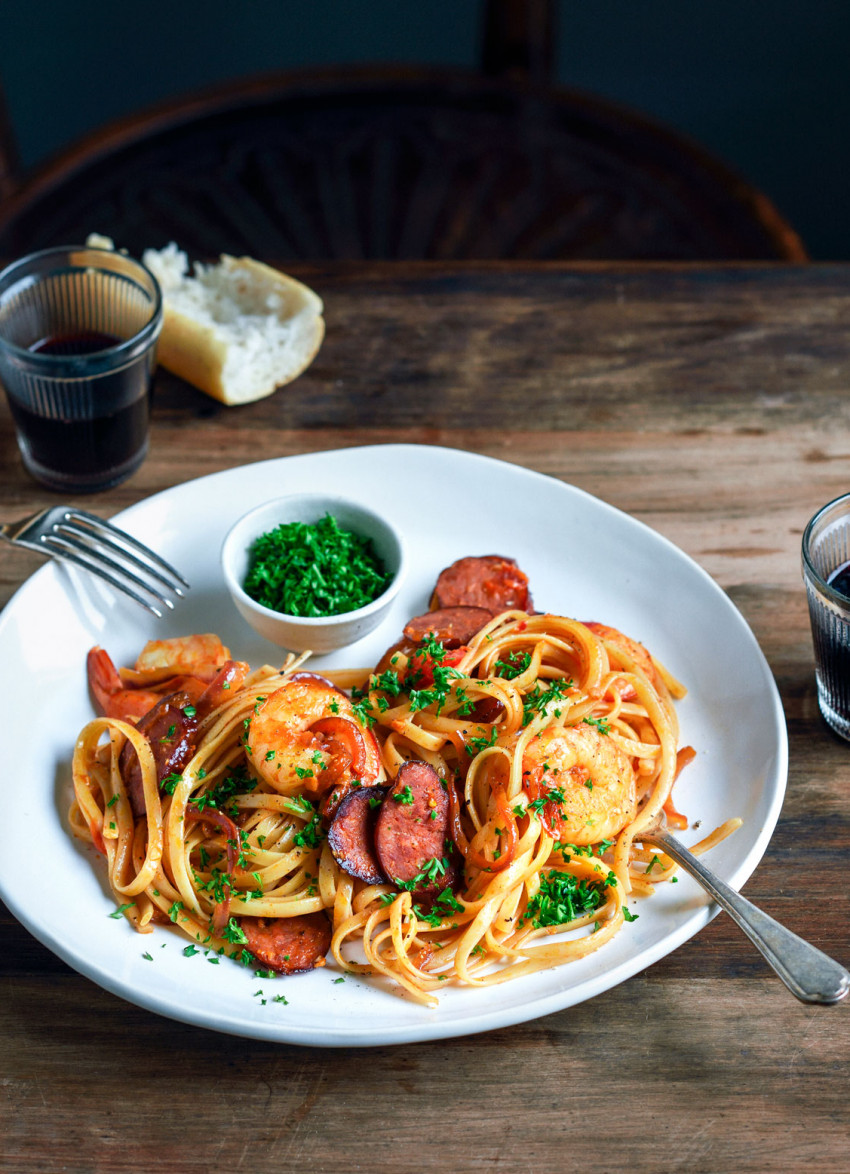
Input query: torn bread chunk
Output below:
<box><xmin>87</xmin><ymin>236</ymin><xmax>324</xmax><ymax>404</ymax></box>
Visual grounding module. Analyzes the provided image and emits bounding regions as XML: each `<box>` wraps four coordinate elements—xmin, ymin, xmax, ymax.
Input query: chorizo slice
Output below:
<box><xmin>118</xmin><ymin>690</ymin><xmax>199</xmax><ymax>820</ymax></box>
<box><xmin>241</xmin><ymin>912</ymin><xmax>332</xmax><ymax>975</ymax></box>
<box><xmin>431</xmin><ymin>555</ymin><xmax>532</xmax><ymax>613</ymax></box>
<box><xmin>403</xmin><ymin>606</ymin><xmax>493</xmax><ymax>649</ymax></box>
<box><xmin>375</xmin><ymin>760</ymin><xmax>455</xmax><ymax>897</ymax></box>
<box><xmin>327</xmin><ymin>786</ymin><xmax>387</xmax><ymax>884</ymax></box>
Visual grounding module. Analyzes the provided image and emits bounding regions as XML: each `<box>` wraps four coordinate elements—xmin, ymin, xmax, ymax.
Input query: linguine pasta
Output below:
<box><xmin>71</xmin><ymin>611</ymin><xmax>734</xmax><ymax>1006</ymax></box>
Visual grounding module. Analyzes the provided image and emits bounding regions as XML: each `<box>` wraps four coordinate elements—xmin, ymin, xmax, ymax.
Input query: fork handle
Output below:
<box><xmin>644</xmin><ymin>829</ymin><xmax>850</xmax><ymax>1005</ymax></box>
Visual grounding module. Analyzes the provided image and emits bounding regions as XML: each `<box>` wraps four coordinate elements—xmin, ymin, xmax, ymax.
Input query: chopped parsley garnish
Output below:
<box><xmin>522</xmin><ymin>678</ymin><xmax>572</xmax><ymax>726</ymax></box>
<box><xmin>196</xmin><ymin>868</ymin><xmax>232</xmax><ymax>904</ymax></box>
<box><xmin>452</xmin><ymin>687</ymin><xmax>475</xmax><ymax>716</ymax></box>
<box><xmin>221</xmin><ymin>918</ymin><xmax>248</xmax><ymax>945</ymax></box>
<box><xmin>371</xmin><ymin>669</ymin><xmax>403</xmax><ymax>696</ymax></box>
<box><xmin>393</xmin><ymin>785</ymin><xmax>415</xmax><ymax>805</ymax></box>
<box><xmin>583</xmin><ymin>715</ymin><xmax>611</xmax><ymax>735</ymax></box>
<box><xmin>395</xmin><ymin>855</ymin><xmax>450</xmax><ymax>892</ymax></box>
<box><xmin>242</xmin><ymin>513</ymin><xmax>391</xmax><ymax>617</ymax></box>
<box><xmin>554</xmin><ymin>837</ymin><xmax>614</xmax><ymax>859</ymax></box>
<box><xmin>494</xmin><ymin>651</ymin><xmax>531</xmax><ymax>680</ymax></box>
<box><xmin>161</xmin><ymin>771</ymin><xmax>182</xmax><ymax>795</ymax></box>
<box><xmin>193</xmin><ymin>764</ymin><xmax>257</xmax><ymax>814</ymax></box>
<box><xmin>109</xmin><ymin>902</ymin><xmax>135</xmax><ymax>919</ymax></box>
<box><xmin>293</xmin><ymin>810</ymin><xmax>326</xmax><ymax>849</ymax></box>
<box><xmin>528</xmin><ymin>785</ymin><xmax>566</xmax><ymax>815</ymax></box>
<box><xmin>622</xmin><ymin>906</ymin><xmax>640</xmax><ymax>922</ymax></box>
<box><xmin>413</xmin><ymin>886</ymin><xmax>463</xmax><ymax>927</ymax></box>
<box><xmin>411</xmin><ymin>633</ymin><xmax>447</xmax><ymax>667</ymax></box>
<box><xmin>522</xmin><ymin>869</ymin><xmax>615</xmax><ymax>928</ymax></box>
<box><xmin>351</xmin><ymin>695</ymin><xmax>377</xmax><ymax>729</ymax></box>
<box><xmin>408</xmin><ymin>662</ymin><xmax>464</xmax><ymax>715</ymax></box>
<box><xmin>466</xmin><ymin>726</ymin><xmax>499</xmax><ymax>756</ymax></box>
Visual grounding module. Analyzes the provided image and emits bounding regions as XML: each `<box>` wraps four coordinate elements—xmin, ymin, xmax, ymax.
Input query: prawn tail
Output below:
<box><xmin>86</xmin><ymin>646</ymin><xmax>122</xmax><ymax>717</ymax></box>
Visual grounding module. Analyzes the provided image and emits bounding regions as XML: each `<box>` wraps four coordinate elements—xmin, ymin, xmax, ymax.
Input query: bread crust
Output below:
<box><xmin>153</xmin><ymin>255</ymin><xmax>325</xmax><ymax>405</ymax></box>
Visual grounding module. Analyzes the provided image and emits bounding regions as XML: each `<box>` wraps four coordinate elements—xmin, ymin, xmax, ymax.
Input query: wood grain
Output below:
<box><xmin>1</xmin><ymin>262</ymin><xmax>848</xmax><ymax>1173</ymax></box>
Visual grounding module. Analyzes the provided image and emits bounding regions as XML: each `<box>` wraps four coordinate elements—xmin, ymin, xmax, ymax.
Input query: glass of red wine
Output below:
<box><xmin>0</xmin><ymin>245</ymin><xmax>163</xmax><ymax>492</ymax></box>
<box><xmin>802</xmin><ymin>492</ymin><xmax>850</xmax><ymax>741</ymax></box>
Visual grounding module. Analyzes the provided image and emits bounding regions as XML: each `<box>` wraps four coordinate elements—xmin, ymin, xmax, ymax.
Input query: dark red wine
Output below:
<box><xmin>8</xmin><ymin>394</ymin><xmax>151</xmax><ymax>483</ymax></box>
<box><xmin>827</xmin><ymin>562</ymin><xmax>850</xmax><ymax>600</ymax></box>
<box><xmin>29</xmin><ymin>330</ymin><xmax>122</xmax><ymax>356</ymax></box>
<box><xmin>9</xmin><ymin>330</ymin><xmax>155</xmax><ymax>490</ymax></box>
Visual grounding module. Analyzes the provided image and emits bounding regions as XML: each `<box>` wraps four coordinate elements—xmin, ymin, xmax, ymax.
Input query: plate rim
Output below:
<box><xmin>0</xmin><ymin>443</ymin><xmax>789</xmax><ymax>1046</ymax></box>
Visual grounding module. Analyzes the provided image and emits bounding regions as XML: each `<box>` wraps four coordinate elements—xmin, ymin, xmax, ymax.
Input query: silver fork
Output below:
<box><xmin>640</xmin><ymin>814</ymin><xmax>850</xmax><ymax>1005</ymax></box>
<box><xmin>1</xmin><ymin>506</ymin><xmax>190</xmax><ymax>618</ymax></box>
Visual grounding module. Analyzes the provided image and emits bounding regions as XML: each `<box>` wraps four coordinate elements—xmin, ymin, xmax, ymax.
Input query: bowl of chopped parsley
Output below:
<box><xmin>221</xmin><ymin>494</ymin><xmax>407</xmax><ymax>651</ymax></box>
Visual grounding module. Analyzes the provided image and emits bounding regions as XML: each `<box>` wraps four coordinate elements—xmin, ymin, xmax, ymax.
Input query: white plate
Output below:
<box><xmin>0</xmin><ymin>444</ymin><xmax>788</xmax><ymax>1046</ymax></box>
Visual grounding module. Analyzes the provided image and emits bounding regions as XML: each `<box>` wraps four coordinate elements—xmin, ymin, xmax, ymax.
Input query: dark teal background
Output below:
<box><xmin>2</xmin><ymin>1</ymin><xmax>845</xmax><ymax>257</ymax></box>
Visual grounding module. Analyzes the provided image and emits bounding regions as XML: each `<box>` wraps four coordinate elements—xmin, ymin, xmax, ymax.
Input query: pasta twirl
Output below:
<box><xmin>70</xmin><ymin>612</ymin><xmax>711</xmax><ymax>1005</ymax></box>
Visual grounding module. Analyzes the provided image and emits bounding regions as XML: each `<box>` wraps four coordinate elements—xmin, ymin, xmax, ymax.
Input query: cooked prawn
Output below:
<box><xmin>247</xmin><ymin>672</ymin><xmax>384</xmax><ymax>796</ymax></box>
<box><xmin>522</xmin><ymin>722</ymin><xmax>636</xmax><ymax>846</ymax></box>
<box><xmin>87</xmin><ymin>640</ymin><xmax>245</xmax><ymax>724</ymax></box>
<box><xmin>583</xmin><ymin>621</ymin><xmax>657</xmax><ymax>700</ymax></box>
<box><xmin>119</xmin><ymin>634</ymin><xmax>231</xmax><ymax>687</ymax></box>
<box><xmin>87</xmin><ymin>647</ymin><xmax>177</xmax><ymax>722</ymax></box>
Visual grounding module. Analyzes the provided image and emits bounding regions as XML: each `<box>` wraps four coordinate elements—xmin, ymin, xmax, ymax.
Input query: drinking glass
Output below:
<box><xmin>0</xmin><ymin>245</ymin><xmax>163</xmax><ymax>492</ymax></box>
<box><xmin>802</xmin><ymin>491</ymin><xmax>850</xmax><ymax>741</ymax></box>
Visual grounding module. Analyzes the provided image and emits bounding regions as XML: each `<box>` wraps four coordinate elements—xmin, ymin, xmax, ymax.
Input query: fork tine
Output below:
<box><xmin>56</xmin><ymin>519</ymin><xmax>187</xmax><ymax>598</ymax></box>
<box><xmin>65</xmin><ymin>509</ymin><xmax>191</xmax><ymax>590</ymax></box>
<box><xmin>43</xmin><ymin>532</ymin><xmax>177</xmax><ymax>612</ymax></box>
<box><xmin>39</xmin><ymin>539</ymin><xmax>166</xmax><ymax>618</ymax></box>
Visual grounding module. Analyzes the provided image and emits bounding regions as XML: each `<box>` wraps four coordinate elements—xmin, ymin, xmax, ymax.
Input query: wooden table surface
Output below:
<box><xmin>1</xmin><ymin>262</ymin><xmax>848</xmax><ymax>1173</ymax></box>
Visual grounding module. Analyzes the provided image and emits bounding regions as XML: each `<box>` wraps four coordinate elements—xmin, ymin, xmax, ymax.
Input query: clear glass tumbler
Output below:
<box><xmin>0</xmin><ymin>245</ymin><xmax>163</xmax><ymax>492</ymax></box>
<box><xmin>802</xmin><ymin>491</ymin><xmax>850</xmax><ymax>741</ymax></box>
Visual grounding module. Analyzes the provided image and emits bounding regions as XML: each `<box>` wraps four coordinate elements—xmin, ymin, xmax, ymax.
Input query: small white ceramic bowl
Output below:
<box><xmin>221</xmin><ymin>494</ymin><xmax>407</xmax><ymax>653</ymax></box>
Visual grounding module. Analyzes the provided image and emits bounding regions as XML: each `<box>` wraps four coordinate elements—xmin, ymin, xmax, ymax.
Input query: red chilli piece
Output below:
<box><xmin>408</xmin><ymin>644</ymin><xmax>468</xmax><ymax>689</ymax></box>
<box><xmin>523</xmin><ymin>766</ymin><xmax>562</xmax><ymax>841</ymax></box>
